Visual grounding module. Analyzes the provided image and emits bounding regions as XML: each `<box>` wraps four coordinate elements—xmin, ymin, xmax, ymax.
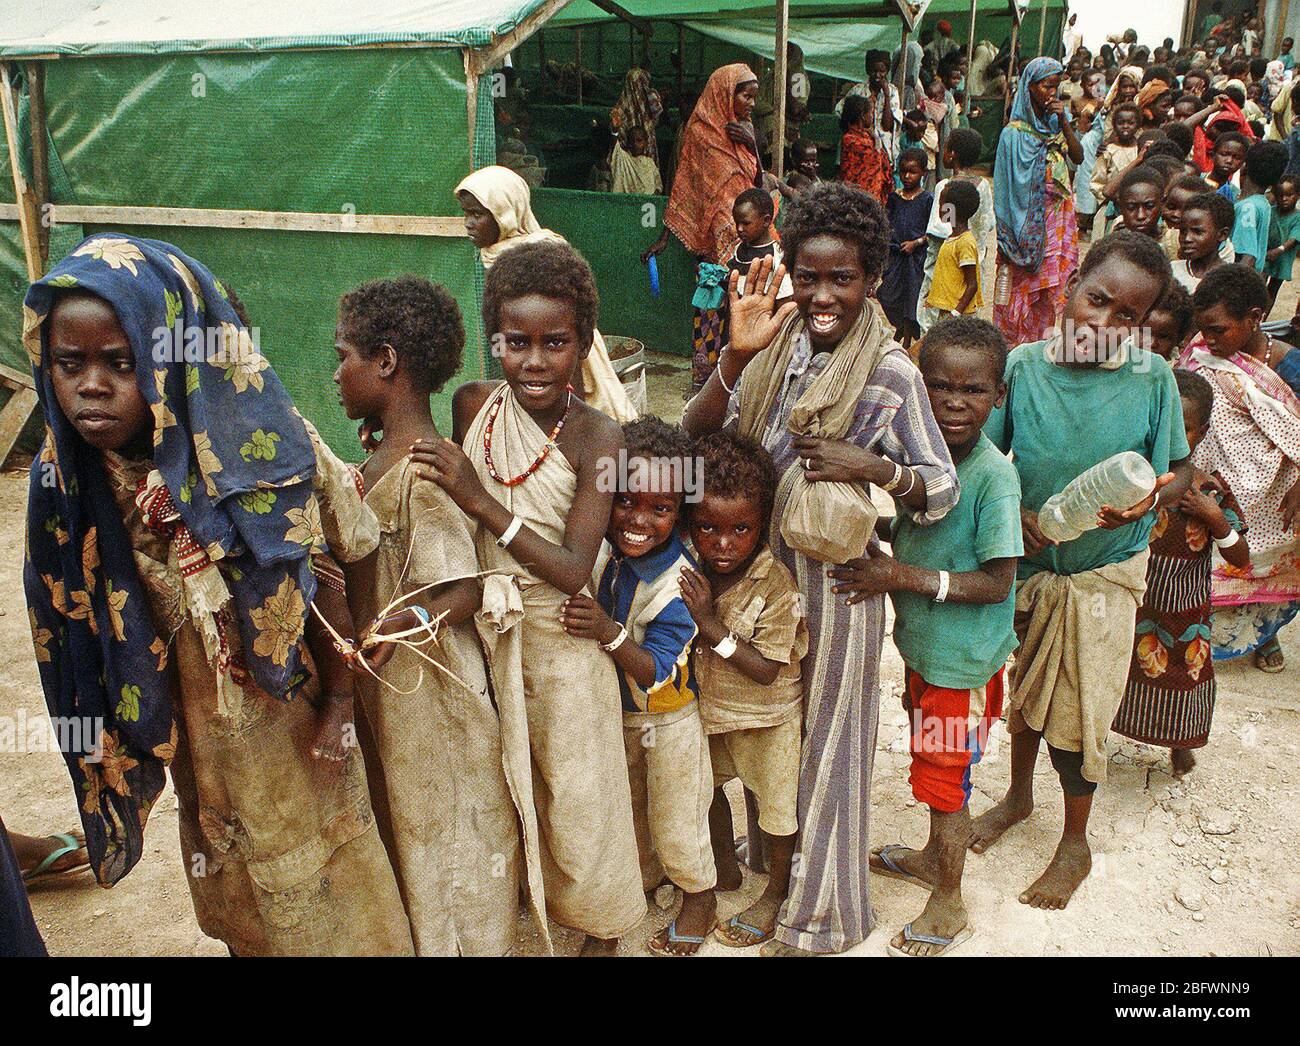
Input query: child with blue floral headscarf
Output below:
<box><xmin>22</xmin><ymin>234</ymin><xmax>412</xmax><ymax>955</ymax></box>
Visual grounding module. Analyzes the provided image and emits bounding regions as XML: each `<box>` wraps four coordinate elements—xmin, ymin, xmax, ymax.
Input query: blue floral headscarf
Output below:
<box><xmin>995</xmin><ymin>57</ymin><xmax>1067</xmax><ymax>269</ymax></box>
<box><xmin>23</xmin><ymin>234</ymin><xmax>319</xmax><ymax>885</ymax></box>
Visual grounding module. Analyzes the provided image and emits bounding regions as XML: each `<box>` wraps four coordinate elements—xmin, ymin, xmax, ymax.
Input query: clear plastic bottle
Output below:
<box><xmin>1037</xmin><ymin>451</ymin><xmax>1158</xmax><ymax>544</ymax></box>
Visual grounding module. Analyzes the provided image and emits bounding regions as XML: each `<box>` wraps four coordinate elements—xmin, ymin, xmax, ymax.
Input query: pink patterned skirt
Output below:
<box><xmin>994</xmin><ymin>184</ymin><xmax>1079</xmax><ymax>348</ymax></box>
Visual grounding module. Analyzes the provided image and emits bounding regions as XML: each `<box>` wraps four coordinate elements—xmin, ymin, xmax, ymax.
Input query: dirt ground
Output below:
<box><xmin>4</xmin><ymin>281</ymin><xmax>1299</xmax><ymax>958</ymax></box>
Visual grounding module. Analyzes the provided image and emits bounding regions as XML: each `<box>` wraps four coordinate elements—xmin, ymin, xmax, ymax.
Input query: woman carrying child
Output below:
<box><xmin>993</xmin><ymin>57</ymin><xmax>1084</xmax><ymax>347</ymax></box>
<box><xmin>1179</xmin><ymin>265</ymin><xmax>1300</xmax><ymax>673</ymax></box>
<box><xmin>642</xmin><ymin>63</ymin><xmax>764</xmax><ymax>391</ymax></box>
<box><xmin>456</xmin><ymin>166</ymin><xmax>637</xmax><ymax>424</ymax></box>
<box><xmin>683</xmin><ymin>183</ymin><xmax>959</xmax><ymax>955</ymax></box>
<box><xmin>23</xmin><ymin>235</ymin><xmax>411</xmax><ymax>955</ymax></box>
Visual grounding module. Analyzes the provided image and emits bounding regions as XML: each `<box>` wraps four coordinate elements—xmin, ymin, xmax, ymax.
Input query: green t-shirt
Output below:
<box><xmin>1232</xmin><ymin>194</ymin><xmax>1272</xmax><ymax>271</ymax></box>
<box><xmin>890</xmin><ymin>434</ymin><xmax>1023</xmax><ymax>689</ymax></box>
<box><xmin>983</xmin><ymin>342</ymin><xmax>1190</xmax><ymax>580</ymax></box>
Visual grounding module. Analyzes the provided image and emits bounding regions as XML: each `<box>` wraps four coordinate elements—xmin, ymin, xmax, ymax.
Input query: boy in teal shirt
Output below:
<box><xmin>830</xmin><ymin>317</ymin><xmax>1021</xmax><ymax>957</ymax></box>
<box><xmin>1231</xmin><ymin>142</ymin><xmax>1289</xmax><ymax>271</ymax></box>
<box><xmin>974</xmin><ymin>232</ymin><xmax>1194</xmax><ymax>914</ymax></box>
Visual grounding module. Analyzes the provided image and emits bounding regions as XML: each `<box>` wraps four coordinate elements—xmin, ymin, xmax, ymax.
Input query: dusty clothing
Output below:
<box><xmin>351</xmin><ymin>456</ymin><xmax>527</xmax><ymax>955</ymax></box>
<box><xmin>1089</xmin><ymin>142</ymin><xmax>1139</xmax><ymax>224</ymax></box>
<box><xmin>103</xmin><ymin>433</ymin><xmax>413</xmax><ymax>956</ymax></box>
<box><xmin>465</xmin><ymin>383</ymin><xmax>645</xmax><ymax>939</ymax></box>
<box><xmin>694</xmin><ymin>546</ymin><xmax>807</xmax><ymax>733</ymax></box>
<box><xmin>728</xmin><ymin>322</ymin><xmax>959</xmax><ymax>953</ymax></box>
<box><xmin>709</xmin><ymin>718</ymin><xmax>801</xmax><ymax>836</ymax></box>
<box><xmin>623</xmin><ymin>706</ymin><xmax>717</xmax><ymax>893</ymax></box>
<box><xmin>1007</xmin><ymin>550</ymin><xmax>1150</xmax><ymax>786</ymax></box>
<box><xmin>610</xmin><ymin>140</ymin><xmax>662</xmax><ymax>195</ymax></box>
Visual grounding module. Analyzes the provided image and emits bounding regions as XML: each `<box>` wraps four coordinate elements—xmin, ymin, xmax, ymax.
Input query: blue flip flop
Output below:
<box><xmin>647</xmin><ymin>919</ymin><xmax>707</xmax><ymax>957</ymax></box>
<box><xmin>869</xmin><ymin>844</ymin><xmax>931</xmax><ymax>889</ymax></box>
<box><xmin>21</xmin><ymin>832</ymin><xmax>90</xmax><ymax>888</ymax></box>
<box><xmin>713</xmin><ymin>914</ymin><xmax>775</xmax><ymax>948</ymax></box>
<box><xmin>886</xmin><ymin>922</ymin><xmax>974</xmax><ymax>958</ymax></box>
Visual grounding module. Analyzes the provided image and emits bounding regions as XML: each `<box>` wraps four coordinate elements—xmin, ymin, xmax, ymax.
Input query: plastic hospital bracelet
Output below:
<box><xmin>934</xmin><ymin>570</ymin><xmax>950</xmax><ymax>604</ymax></box>
<box><xmin>1213</xmin><ymin>529</ymin><xmax>1241</xmax><ymax>550</ymax></box>
<box><xmin>497</xmin><ymin>515</ymin><xmax>524</xmax><ymax>549</ymax></box>
<box><xmin>600</xmin><ymin>625</ymin><xmax>629</xmax><ymax>653</ymax></box>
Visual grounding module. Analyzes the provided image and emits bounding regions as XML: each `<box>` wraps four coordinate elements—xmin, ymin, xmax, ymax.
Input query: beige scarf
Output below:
<box><xmin>737</xmin><ymin>302</ymin><xmax>896</xmax><ymax>563</ymax></box>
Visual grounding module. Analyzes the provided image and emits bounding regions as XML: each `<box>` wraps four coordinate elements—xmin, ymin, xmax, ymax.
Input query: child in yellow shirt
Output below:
<box><xmin>924</xmin><ymin>180</ymin><xmax>984</xmax><ymax>322</ymax></box>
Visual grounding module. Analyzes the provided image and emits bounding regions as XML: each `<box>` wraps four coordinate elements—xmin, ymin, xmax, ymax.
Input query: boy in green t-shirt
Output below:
<box><xmin>830</xmin><ymin>317</ymin><xmax>1021</xmax><ymax>957</ymax></box>
<box><xmin>975</xmin><ymin>231</ymin><xmax>1194</xmax><ymax>912</ymax></box>
<box><xmin>1230</xmin><ymin>141</ymin><xmax>1288</xmax><ymax>271</ymax></box>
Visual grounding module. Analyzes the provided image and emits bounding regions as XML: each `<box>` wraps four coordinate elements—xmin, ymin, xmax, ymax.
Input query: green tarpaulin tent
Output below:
<box><xmin>1</xmin><ymin>0</ymin><xmax>1064</xmax><ymax>457</ymax></box>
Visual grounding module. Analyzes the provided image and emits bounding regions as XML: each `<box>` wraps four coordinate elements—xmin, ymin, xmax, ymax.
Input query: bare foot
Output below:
<box><xmin>649</xmin><ymin>889</ymin><xmax>717</xmax><ymax>956</ymax></box>
<box><xmin>1171</xmin><ymin>747</ymin><xmax>1196</xmax><ymax>777</ymax></box>
<box><xmin>968</xmin><ymin>793</ymin><xmax>1033</xmax><ymax>853</ymax></box>
<box><xmin>311</xmin><ymin>695</ymin><xmax>355</xmax><ymax>763</ymax></box>
<box><xmin>715</xmin><ymin>891</ymin><xmax>783</xmax><ymax>946</ymax></box>
<box><xmin>760</xmin><ymin>939</ymin><xmax>818</xmax><ymax>957</ymax></box>
<box><xmin>869</xmin><ymin>844</ymin><xmax>939</xmax><ymax>887</ymax></box>
<box><xmin>1019</xmin><ymin>834</ymin><xmax>1092</xmax><ymax>909</ymax></box>
<box><xmin>890</xmin><ymin>889</ymin><xmax>968</xmax><ymax>956</ymax></box>
<box><xmin>580</xmin><ymin>934</ymin><xmax>619</xmax><ymax>956</ymax></box>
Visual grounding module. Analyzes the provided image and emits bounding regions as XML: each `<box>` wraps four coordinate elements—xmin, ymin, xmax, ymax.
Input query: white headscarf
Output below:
<box><xmin>455</xmin><ymin>166</ymin><xmax>565</xmax><ymax>270</ymax></box>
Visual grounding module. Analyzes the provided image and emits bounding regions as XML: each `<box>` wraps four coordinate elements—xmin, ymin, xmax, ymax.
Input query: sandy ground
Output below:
<box><xmin>4</xmin><ymin>289</ymin><xmax>1300</xmax><ymax>958</ymax></box>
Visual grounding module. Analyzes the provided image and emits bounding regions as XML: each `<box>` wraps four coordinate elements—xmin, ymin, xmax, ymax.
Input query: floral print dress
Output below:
<box><xmin>1113</xmin><ymin>473</ymin><xmax>1246</xmax><ymax>750</ymax></box>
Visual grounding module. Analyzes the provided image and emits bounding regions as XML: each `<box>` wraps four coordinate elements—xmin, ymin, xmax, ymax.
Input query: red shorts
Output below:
<box><xmin>903</xmin><ymin>666</ymin><xmax>1005</xmax><ymax>813</ymax></box>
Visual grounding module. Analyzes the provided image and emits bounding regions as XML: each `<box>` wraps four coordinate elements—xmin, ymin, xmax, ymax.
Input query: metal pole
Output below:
<box><xmin>774</xmin><ymin>0</ymin><xmax>789</xmax><ymax>179</ymax></box>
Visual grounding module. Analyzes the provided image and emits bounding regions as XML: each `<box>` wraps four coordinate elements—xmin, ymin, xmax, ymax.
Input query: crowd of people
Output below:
<box><xmin>3</xmin><ymin>6</ymin><xmax>1299</xmax><ymax>962</ymax></box>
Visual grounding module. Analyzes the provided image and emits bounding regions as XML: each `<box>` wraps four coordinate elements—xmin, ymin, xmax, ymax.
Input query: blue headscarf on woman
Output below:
<box><xmin>23</xmin><ymin>234</ymin><xmax>320</xmax><ymax>885</ymax></box>
<box><xmin>995</xmin><ymin>57</ymin><xmax>1067</xmax><ymax>270</ymax></box>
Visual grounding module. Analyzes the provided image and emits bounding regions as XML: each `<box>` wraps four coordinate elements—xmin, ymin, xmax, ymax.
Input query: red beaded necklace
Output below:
<box><xmin>483</xmin><ymin>384</ymin><xmax>575</xmax><ymax>487</ymax></box>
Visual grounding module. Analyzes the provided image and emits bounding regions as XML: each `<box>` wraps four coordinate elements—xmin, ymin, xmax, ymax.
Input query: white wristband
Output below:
<box><xmin>600</xmin><ymin>625</ymin><xmax>629</xmax><ymax>652</ymax></box>
<box><xmin>497</xmin><ymin>515</ymin><xmax>524</xmax><ymax>549</ymax></box>
<box><xmin>881</xmin><ymin>461</ymin><xmax>904</xmax><ymax>492</ymax></box>
<box><xmin>712</xmin><ymin>633</ymin><xmax>739</xmax><ymax>659</ymax></box>
<box><xmin>934</xmin><ymin>569</ymin><xmax>950</xmax><ymax>603</ymax></box>
<box><xmin>1213</xmin><ymin>528</ymin><xmax>1240</xmax><ymax>550</ymax></box>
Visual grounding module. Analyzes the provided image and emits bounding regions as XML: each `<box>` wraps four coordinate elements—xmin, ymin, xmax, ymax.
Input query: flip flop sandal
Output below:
<box><xmin>647</xmin><ymin>919</ymin><xmax>707</xmax><ymax>957</ymax></box>
<box><xmin>886</xmin><ymin>923</ymin><xmax>975</xmax><ymax>958</ymax></box>
<box><xmin>713</xmin><ymin>914</ymin><xmax>776</xmax><ymax>948</ymax></box>
<box><xmin>21</xmin><ymin>832</ymin><xmax>91</xmax><ymax>889</ymax></box>
<box><xmin>1255</xmin><ymin>648</ymin><xmax>1285</xmax><ymax>673</ymax></box>
<box><xmin>869</xmin><ymin>844</ymin><xmax>931</xmax><ymax>889</ymax></box>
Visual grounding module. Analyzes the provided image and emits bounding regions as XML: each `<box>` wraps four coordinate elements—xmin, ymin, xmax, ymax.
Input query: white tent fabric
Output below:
<box><xmin>0</xmin><ymin>0</ymin><xmax>552</xmax><ymax>56</ymax></box>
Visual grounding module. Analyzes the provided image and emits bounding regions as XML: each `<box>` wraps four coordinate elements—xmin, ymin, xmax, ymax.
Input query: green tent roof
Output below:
<box><xmin>0</xmin><ymin>0</ymin><xmax>557</xmax><ymax>57</ymax></box>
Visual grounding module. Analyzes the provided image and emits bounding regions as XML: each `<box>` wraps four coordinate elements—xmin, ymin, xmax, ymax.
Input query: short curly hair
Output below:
<box><xmin>623</xmin><ymin>415</ymin><xmax>693</xmax><ymax>464</ymax></box>
<box><xmin>692</xmin><ymin>429</ymin><xmax>778</xmax><ymax>529</ymax></box>
<box><xmin>338</xmin><ymin>275</ymin><xmax>464</xmax><ymax>395</ymax></box>
<box><xmin>1118</xmin><ymin>165</ymin><xmax>1168</xmax><ymax>199</ymax></box>
<box><xmin>1191</xmin><ymin>263</ymin><xmax>1270</xmax><ymax>319</ymax></box>
<box><xmin>1183</xmin><ymin>191</ymin><xmax>1235</xmax><ymax>234</ymax></box>
<box><xmin>779</xmin><ymin>181</ymin><xmax>891</xmax><ymax>285</ymax></box>
<box><xmin>1150</xmin><ymin>280</ymin><xmax>1195</xmax><ymax>346</ymax></box>
<box><xmin>1174</xmin><ymin>368</ymin><xmax>1214</xmax><ymax>428</ymax></box>
<box><xmin>482</xmin><ymin>240</ymin><xmax>599</xmax><ymax>353</ymax></box>
<box><xmin>946</xmin><ymin>128</ymin><xmax>984</xmax><ymax>168</ymax></box>
<box><xmin>1243</xmin><ymin>140</ymin><xmax>1289</xmax><ymax>191</ymax></box>
<box><xmin>1078</xmin><ymin>229</ymin><xmax>1172</xmax><ymax>301</ymax></box>
<box><xmin>919</xmin><ymin>316</ymin><xmax>1007</xmax><ymax>383</ymax></box>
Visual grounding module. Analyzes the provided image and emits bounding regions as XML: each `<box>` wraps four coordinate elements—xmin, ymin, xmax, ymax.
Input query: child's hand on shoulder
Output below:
<box><xmin>410</xmin><ymin>438</ymin><xmax>489</xmax><ymax>516</ymax></box>
<box><xmin>560</xmin><ymin>593</ymin><xmax>620</xmax><ymax>645</ymax></box>
<box><xmin>828</xmin><ymin>545</ymin><xmax>901</xmax><ymax>604</ymax></box>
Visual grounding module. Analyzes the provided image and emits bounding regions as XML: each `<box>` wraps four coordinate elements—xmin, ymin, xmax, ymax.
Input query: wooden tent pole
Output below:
<box><xmin>27</xmin><ymin>62</ymin><xmax>48</xmax><ymax>265</ymax></box>
<box><xmin>677</xmin><ymin>23</ymin><xmax>685</xmax><ymax>100</ymax></box>
<box><xmin>1004</xmin><ymin>21</ymin><xmax>1019</xmax><ymax>123</ymax></box>
<box><xmin>967</xmin><ymin>0</ymin><xmax>979</xmax><ymax>82</ymax></box>
<box><xmin>576</xmin><ymin>28</ymin><xmax>583</xmax><ymax>107</ymax></box>
<box><xmin>1038</xmin><ymin>0</ymin><xmax>1048</xmax><ymax>57</ymax></box>
<box><xmin>0</xmin><ymin>63</ymin><xmax>42</xmax><ymax>283</ymax></box>
<box><xmin>774</xmin><ymin>0</ymin><xmax>789</xmax><ymax>179</ymax></box>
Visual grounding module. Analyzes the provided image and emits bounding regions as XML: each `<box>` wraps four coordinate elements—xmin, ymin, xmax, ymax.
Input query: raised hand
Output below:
<box><xmin>726</xmin><ymin>255</ymin><xmax>799</xmax><ymax>356</ymax></box>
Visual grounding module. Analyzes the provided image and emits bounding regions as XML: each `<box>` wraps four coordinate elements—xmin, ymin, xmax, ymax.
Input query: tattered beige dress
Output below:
<box><xmin>465</xmin><ymin>383</ymin><xmax>646</xmax><ymax>940</ymax></box>
<box><xmin>102</xmin><ymin>427</ymin><xmax>413</xmax><ymax>957</ymax></box>
<box><xmin>351</xmin><ymin>456</ymin><xmax>539</xmax><ymax>955</ymax></box>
